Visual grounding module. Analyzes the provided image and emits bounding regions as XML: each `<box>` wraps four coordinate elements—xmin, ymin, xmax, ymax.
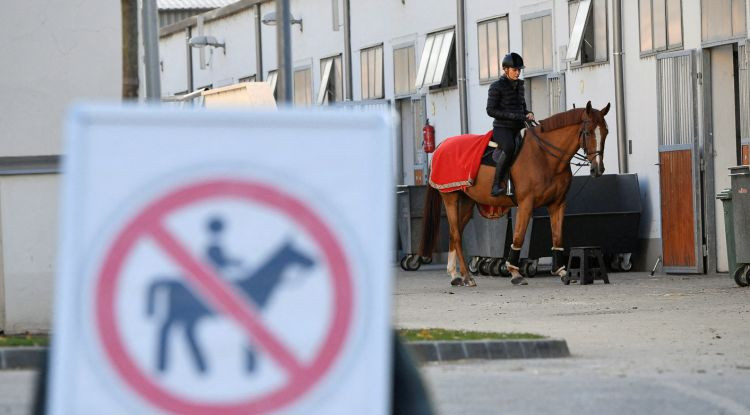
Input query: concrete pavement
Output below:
<box><xmin>394</xmin><ymin>266</ymin><xmax>750</xmax><ymax>414</ymax></box>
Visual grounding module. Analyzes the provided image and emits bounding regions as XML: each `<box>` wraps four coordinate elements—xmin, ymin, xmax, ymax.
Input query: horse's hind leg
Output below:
<box><xmin>440</xmin><ymin>192</ymin><xmax>463</xmax><ymax>286</ymax></box>
<box><xmin>457</xmin><ymin>194</ymin><xmax>476</xmax><ymax>286</ymax></box>
<box><xmin>185</xmin><ymin>322</ymin><xmax>207</xmax><ymax>373</ymax></box>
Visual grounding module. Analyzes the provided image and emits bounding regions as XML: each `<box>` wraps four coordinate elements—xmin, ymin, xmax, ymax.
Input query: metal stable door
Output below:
<box><xmin>739</xmin><ymin>40</ymin><xmax>750</xmax><ymax>165</ymax></box>
<box><xmin>656</xmin><ymin>50</ymin><xmax>704</xmax><ymax>273</ymax></box>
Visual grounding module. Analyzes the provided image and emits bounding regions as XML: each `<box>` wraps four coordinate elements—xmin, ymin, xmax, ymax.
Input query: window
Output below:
<box><xmin>414</xmin><ymin>29</ymin><xmax>456</xmax><ymax>90</ymax></box>
<box><xmin>293</xmin><ymin>68</ymin><xmax>312</xmax><ymax>106</ymax></box>
<box><xmin>639</xmin><ymin>0</ymin><xmax>683</xmax><ymax>54</ymax></box>
<box><xmin>566</xmin><ymin>0</ymin><xmax>608</xmax><ymax>64</ymax></box>
<box><xmin>317</xmin><ymin>55</ymin><xmax>343</xmax><ymax>105</ymax></box>
<box><xmin>524</xmin><ymin>76</ymin><xmax>550</xmax><ymax>120</ymax></box>
<box><xmin>238</xmin><ymin>75</ymin><xmax>257</xmax><ymax>83</ymax></box>
<box><xmin>267</xmin><ymin>70</ymin><xmax>278</xmax><ymax>99</ymax></box>
<box><xmin>393</xmin><ymin>45</ymin><xmax>416</xmax><ymax>97</ymax></box>
<box><xmin>477</xmin><ymin>16</ymin><xmax>510</xmax><ymax>82</ymax></box>
<box><xmin>360</xmin><ymin>45</ymin><xmax>384</xmax><ymax>100</ymax></box>
<box><xmin>522</xmin><ymin>13</ymin><xmax>553</xmax><ymax>74</ymax></box>
<box><xmin>701</xmin><ymin>0</ymin><xmax>746</xmax><ymax>43</ymax></box>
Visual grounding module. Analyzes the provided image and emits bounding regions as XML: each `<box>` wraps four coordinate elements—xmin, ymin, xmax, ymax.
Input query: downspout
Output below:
<box><xmin>255</xmin><ymin>3</ymin><xmax>263</xmax><ymax>81</ymax></box>
<box><xmin>276</xmin><ymin>0</ymin><xmax>293</xmax><ymax>103</ymax></box>
<box><xmin>343</xmin><ymin>0</ymin><xmax>353</xmax><ymax>100</ymax></box>
<box><xmin>186</xmin><ymin>27</ymin><xmax>194</xmax><ymax>92</ymax></box>
<box><xmin>613</xmin><ymin>0</ymin><xmax>628</xmax><ymax>172</ymax></box>
<box><xmin>142</xmin><ymin>0</ymin><xmax>161</xmax><ymax>99</ymax></box>
<box><xmin>456</xmin><ymin>0</ymin><xmax>469</xmax><ymax>134</ymax></box>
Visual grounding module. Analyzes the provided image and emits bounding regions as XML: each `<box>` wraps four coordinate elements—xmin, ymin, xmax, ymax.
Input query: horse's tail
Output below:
<box><xmin>418</xmin><ymin>185</ymin><xmax>442</xmax><ymax>258</ymax></box>
<box><xmin>147</xmin><ymin>280</ymin><xmax>170</xmax><ymax>317</ymax></box>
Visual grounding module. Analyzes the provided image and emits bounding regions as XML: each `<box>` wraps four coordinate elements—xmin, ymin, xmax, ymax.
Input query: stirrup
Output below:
<box><xmin>491</xmin><ymin>184</ymin><xmax>505</xmax><ymax>197</ymax></box>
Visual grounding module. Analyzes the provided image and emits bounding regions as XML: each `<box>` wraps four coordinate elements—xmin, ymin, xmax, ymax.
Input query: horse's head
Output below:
<box><xmin>580</xmin><ymin>101</ymin><xmax>610</xmax><ymax>177</ymax></box>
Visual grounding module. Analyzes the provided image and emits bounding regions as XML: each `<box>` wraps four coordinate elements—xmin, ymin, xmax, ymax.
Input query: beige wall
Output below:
<box><xmin>0</xmin><ymin>1</ymin><xmax>121</xmax><ymax>332</ymax></box>
<box><xmin>0</xmin><ymin>176</ymin><xmax>59</xmax><ymax>333</ymax></box>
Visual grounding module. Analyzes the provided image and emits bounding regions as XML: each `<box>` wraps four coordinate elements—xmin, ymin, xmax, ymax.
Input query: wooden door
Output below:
<box><xmin>657</xmin><ymin>50</ymin><xmax>704</xmax><ymax>273</ymax></box>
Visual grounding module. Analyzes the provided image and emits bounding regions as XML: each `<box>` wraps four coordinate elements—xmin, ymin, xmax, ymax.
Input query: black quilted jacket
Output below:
<box><xmin>486</xmin><ymin>75</ymin><xmax>528</xmax><ymax>129</ymax></box>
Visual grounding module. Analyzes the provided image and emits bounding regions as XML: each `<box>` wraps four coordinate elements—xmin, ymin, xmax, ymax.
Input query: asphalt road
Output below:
<box><xmin>2</xmin><ymin>268</ymin><xmax>748</xmax><ymax>414</ymax></box>
<box><xmin>395</xmin><ymin>266</ymin><xmax>750</xmax><ymax>414</ymax></box>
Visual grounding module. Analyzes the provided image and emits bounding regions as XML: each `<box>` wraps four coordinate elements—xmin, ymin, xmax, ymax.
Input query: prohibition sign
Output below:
<box><xmin>94</xmin><ymin>178</ymin><xmax>354</xmax><ymax>414</ymax></box>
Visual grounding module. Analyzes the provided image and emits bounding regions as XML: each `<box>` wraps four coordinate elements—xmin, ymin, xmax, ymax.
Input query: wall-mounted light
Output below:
<box><xmin>261</xmin><ymin>11</ymin><xmax>303</xmax><ymax>32</ymax></box>
<box><xmin>188</xmin><ymin>35</ymin><xmax>226</xmax><ymax>54</ymax></box>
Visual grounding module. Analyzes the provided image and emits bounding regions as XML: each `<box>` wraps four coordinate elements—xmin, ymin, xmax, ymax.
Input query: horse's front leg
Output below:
<box><xmin>548</xmin><ymin>201</ymin><xmax>569</xmax><ymax>280</ymax></box>
<box><xmin>508</xmin><ymin>201</ymin><xmax>532</xmax><ymax>285</ymax></box>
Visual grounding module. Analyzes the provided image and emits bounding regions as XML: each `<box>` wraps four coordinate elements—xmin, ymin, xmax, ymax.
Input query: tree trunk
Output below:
<box><xmin>121</xmin><ymin>0</ymin><xmax>139</xmax><ymax>99</ymax></box>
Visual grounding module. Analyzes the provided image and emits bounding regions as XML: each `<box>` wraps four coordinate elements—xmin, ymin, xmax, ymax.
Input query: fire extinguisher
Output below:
<box><xmin>422</xmin><ymin>119</ymin><xmax>435</xmax><ymax>153</ymax></box>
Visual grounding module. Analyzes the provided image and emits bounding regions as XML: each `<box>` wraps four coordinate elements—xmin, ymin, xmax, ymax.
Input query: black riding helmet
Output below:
<box><xmin>501</xmin><ymin>52</ymin><xmax>525</xmax><ymax>69</ymax></box>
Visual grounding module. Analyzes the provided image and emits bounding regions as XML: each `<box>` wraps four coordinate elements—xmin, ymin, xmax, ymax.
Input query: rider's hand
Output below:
<box><xmin>526</xmin><ymin>112</ymin><xmax>535</xmax><ymax>121</ymax></box>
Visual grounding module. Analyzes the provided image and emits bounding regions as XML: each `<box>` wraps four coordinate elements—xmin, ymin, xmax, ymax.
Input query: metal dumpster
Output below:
<box><xmin>397</xmin><ymin>185</ymin><xmax>449</xmax><ymax>270</ymax></box>
<box><xmin>728</xmin><ymin>166</ymin><xmax>750</xmax><ymax>286</ymax></box>
<box><xmin>525</xmin><ymin>174</ymin><xmax>642</xmax><ymax>271</ymax></box>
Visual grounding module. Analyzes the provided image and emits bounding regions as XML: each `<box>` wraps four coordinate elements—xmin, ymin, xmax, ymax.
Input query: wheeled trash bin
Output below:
<box><xmin>728</xmin><ymin>166</ymin><xmax>750</xmax><ymax>286</ymax></box>
<box><xmin>397</xmin><ymin>185</ymin><xmax>449</xmax><ymax>270</ymax></box>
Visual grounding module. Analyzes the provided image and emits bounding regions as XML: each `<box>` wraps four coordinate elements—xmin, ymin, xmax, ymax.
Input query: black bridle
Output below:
<box><xmin>524</xmin><ymin>119</ymin><xmax>601</xmax><ymax>167</ymax></box>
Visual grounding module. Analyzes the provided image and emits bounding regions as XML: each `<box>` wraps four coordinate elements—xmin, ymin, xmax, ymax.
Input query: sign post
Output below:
<box><xmin>48</xmin><ymin>106</ymin><xmax>394</xmax><ymax>414</ymax></box>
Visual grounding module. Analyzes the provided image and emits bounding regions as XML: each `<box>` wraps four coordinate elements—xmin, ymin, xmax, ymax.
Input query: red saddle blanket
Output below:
<box><xmin>428</xmin><ymin>130</ymin><xmax>509</xmax><ymax>220</ymax></box>
<box><xmin>428</xmin><ymin>130</ymin><xmax>493</xmax><ymax>192</ymax></box>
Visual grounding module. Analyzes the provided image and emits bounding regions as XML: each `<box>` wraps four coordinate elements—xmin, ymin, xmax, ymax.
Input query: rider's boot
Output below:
<box><xmin>490</xmin><ymin>150</ymin><xmax>510</xmax><ymax>197</ymax></box>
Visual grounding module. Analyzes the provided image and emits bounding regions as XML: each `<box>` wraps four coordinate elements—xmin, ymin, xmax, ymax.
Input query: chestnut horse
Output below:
<box><xmin>419</xmin><ymin>101</ymin><xmax>611</xmax><ymax>286</ymax></box>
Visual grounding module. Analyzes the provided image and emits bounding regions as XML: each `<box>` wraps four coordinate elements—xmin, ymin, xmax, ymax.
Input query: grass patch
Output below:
<box><xmin>0</xmin><ymin>334</ymin><xmax>49</xmax><ymax>347</ymax></box>
<box><xmin>398</xmin><ymin>328</ymin><xmax>545</xmax><ymax>342</ymax></box>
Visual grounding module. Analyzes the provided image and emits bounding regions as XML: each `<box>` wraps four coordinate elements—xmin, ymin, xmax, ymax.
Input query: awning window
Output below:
<box><xmin>566</xmin><ymin>0</ymin><xmax>592</xmax><ymax>61</ymax></box>
<box><xmin>317</xmin><ymin>59</ymin><xmax>334</xmax><ymax>104</ymax></box>
<box><xmin>266</xmin><ymin>70</ymin><xmax>278</xmax><ymax>95</ymax></box>
<box><xmin>414</xmin><ymin>29</ymin><xmax>455</xmax><ymax>89</ymax></box>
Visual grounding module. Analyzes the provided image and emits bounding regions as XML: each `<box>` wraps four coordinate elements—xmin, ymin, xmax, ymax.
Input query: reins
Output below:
<box><xmin>524</xmin><ymin>120</ymin><xmax>595</xmax><ymax>167</ymax></box>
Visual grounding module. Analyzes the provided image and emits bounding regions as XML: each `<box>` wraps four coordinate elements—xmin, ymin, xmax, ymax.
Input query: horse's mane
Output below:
<box><xmin>539</xmin><ymin>108</ymin><xmax>586</xmax><ymax>132</ymax></box>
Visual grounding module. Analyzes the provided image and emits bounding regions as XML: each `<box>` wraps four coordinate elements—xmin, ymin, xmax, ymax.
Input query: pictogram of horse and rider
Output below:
<box><xmin>420</xmin><ymin>53</ymin><xmax>611</xmax><ymax>288</ymax></box>
<box><xmin>146</xmin><ymin>217</ymin><xmax>316</xmax><ymax>374</ymax></box>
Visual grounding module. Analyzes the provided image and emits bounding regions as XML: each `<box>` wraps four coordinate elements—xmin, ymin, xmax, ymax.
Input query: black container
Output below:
<box><xmin>526</xmin><ymin>174</ymin><xmax>642</xmax><ymax>259</ymax></box>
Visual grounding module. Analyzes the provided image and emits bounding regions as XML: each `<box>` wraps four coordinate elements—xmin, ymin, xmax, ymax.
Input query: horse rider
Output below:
<box><xmin>206</xmin><ymin>217</ymin><xmax>243</xmax><ymax>277</ymax></box>
<box><xmin>486</xmin><ymin>52</ymin><xmax>535</xmax><ymax>196</ymax></box>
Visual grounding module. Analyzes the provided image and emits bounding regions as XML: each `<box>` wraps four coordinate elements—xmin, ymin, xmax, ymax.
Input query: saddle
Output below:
<box><xmin>480</xmin><ymin>129</ymin><xmax>526</xmax><ymax>196</ymax></box>
<box><xmin>480</xmin><ymin>129</ymin><xmax>525</xmax><ymax>167</ymax></box>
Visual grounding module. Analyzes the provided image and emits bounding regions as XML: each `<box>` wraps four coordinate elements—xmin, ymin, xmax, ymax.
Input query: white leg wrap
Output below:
<box><xmin>447</xmin><ymin>250</ymin><xmax>457</xmax><ymax>274</ymax></box>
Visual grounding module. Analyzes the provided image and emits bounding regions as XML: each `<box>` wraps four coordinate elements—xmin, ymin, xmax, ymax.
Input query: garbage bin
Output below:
<box><xmin>729</xmin><ymin>166</ymin><xmax>750</xmax><ymax>286</ymax></box>
<box><xmin>716</xmin><ymin>189</ymin><xmax>737</xmax><ymax>276</ymax></box>
<box><xmin>396</xmin><ymin>185</ymin><xmax>449</xmax><ymax>270</ymax></box>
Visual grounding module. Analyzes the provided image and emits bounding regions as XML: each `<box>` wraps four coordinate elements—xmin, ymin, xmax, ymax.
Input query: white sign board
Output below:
<box><xmin>49</xmin><ymin>106</ymin><xmax>394</xmax><ymax>414</ymax></box>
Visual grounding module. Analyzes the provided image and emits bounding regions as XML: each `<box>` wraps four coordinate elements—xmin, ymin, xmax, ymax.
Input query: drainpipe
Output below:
<box><xmin>342</xmin><ymin>0</ymin><xmax>353</xmax><ymax>100</ymax></box>
<box><xmin>456</xmin><ymin>0</ymin><xmax>469</xmax><ymax>134</ymax></box>
<box><xmin>142</xmin><ymin>0</ymin><xmax>161</xmax><ymax>99</ymax></box>
<box><xmin>255</xmin><ymin>4</ymin><xmax>263</xmax><ymax>81</ymax></box>
<box><xmin>276</xmin><ymin>0</ymin><xmax>293</xmax><ymax>104</ymax></box>
<box><xmin>186</xmin><ymin>27</ymin><xmax>194</xmax><ymax>92</ymax></box>
<box><xmin>613</xmin><ymin>0</ymin><xmax>628</xmax><ymax>173</ymax></box>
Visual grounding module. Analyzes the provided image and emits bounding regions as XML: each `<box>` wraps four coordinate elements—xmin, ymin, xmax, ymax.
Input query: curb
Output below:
<box><xmin>0</xmin><ymin>339</ymin><xmax>570</xmax><ymax>369</ymax></box>
<box><xmin>406</xmin><ymin>339</ymin><xmax>570</xmax><ymax>363</ymax></box>
<box><xmin>0</xmin><ymin>347</ymin><xmax>46</xmax><ymax>370</ymax></box>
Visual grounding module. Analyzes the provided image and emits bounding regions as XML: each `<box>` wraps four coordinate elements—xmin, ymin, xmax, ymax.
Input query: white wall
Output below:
<box><xmin>0</xmin><ymin>1</ymin><xmax>121</xmax><ymax>156</ymax></box>
<box><xmin>0</xmin><ymin>1</ymin><xmax>121</xmax><ymax>333</ymax></box>
<box><xmin>0</xmin><ymin>176</ymin><xmax>59</xmax><ymax>333</ymax></box>
<box><xmin>161</xmin><ymin>30</ymin><xmax>190</xmax><ymax>95</ymax></box>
